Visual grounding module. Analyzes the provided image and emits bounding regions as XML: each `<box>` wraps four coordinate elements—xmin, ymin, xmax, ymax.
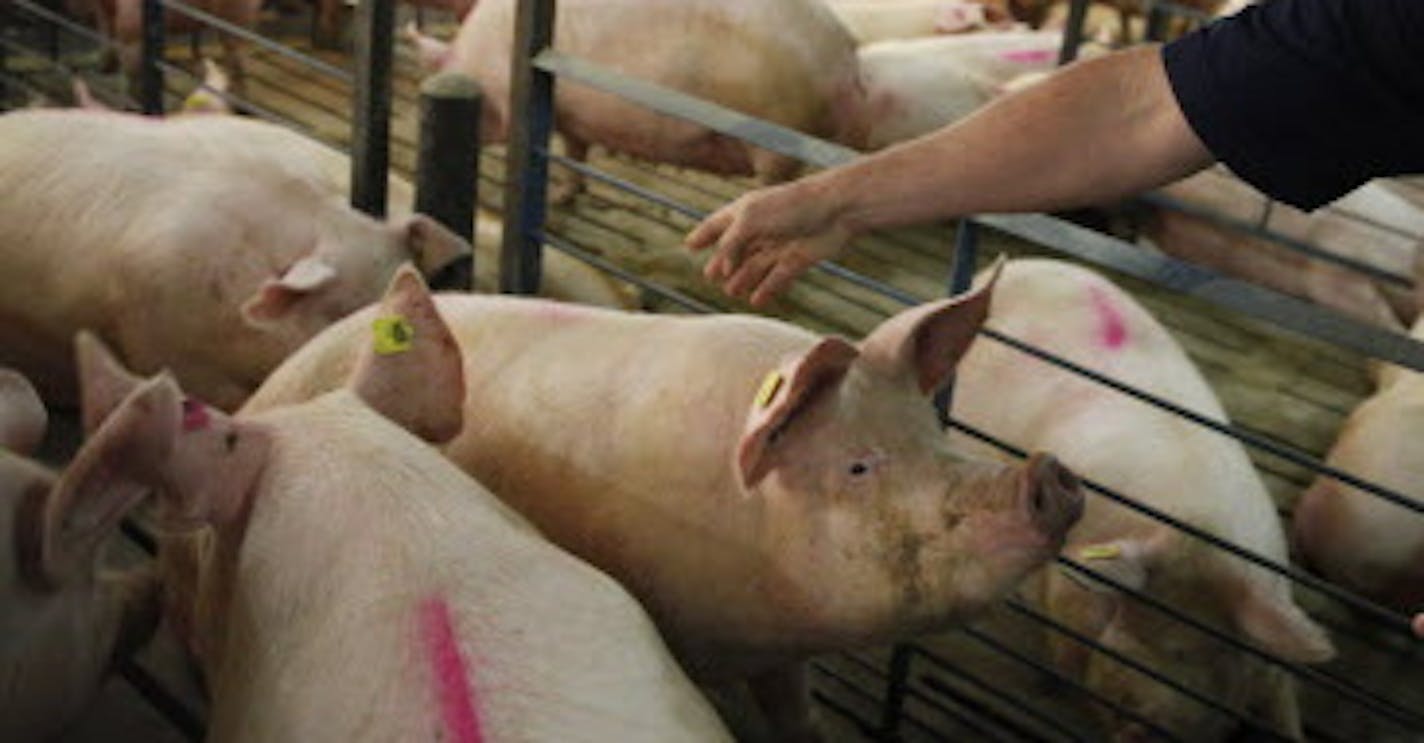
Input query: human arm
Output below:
<box><xmin>686</xmin><ymin>44</ymin><xmax>1214</xmax><ymax>305</ymax></box>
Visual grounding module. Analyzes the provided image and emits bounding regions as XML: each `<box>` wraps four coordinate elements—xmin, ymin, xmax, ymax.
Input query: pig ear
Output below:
<box><xmin>350</xmin><ymin>264</ymin><xmax>465</xmax><ymax>444</ymax></box>
<box><xmin>1233</xmin><ymin>585</ymin><xmax>1335</xmax><ymax>663</ymax></box>
<box><xmin>859</xmin><ymin>256</ymin><xmax>1003</xmax><ymax>395</ymax></box>
<box><xmin>41</xmin><ymin>375</ymin><xmax>180</xmax><ymax>585</ymax></box>
<box><xmin>76</xmin><ymin>331</ymin><xmax>144</xmax><ymax>435</ymax></box>
<box><xmin>736</xmin><ymin>337</ymin><xmax>860</xmax><ymax>491</ymax></box>
<box><xmin>240</xmin><ymin>254</ymin><xmax>339</xmax><ymax>328</ymax></box>
<box><xmin>394</xmin><ymin>213</ymin><xmax>473</xmax><ymax>282</ymax></box>
<box><xmin>0</xmin><ymin>368</ymin><xmax>47</xmax><ymax>455</ymax></box>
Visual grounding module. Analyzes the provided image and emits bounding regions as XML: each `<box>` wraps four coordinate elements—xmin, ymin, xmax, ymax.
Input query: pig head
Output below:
<box><xmin>1</xmin><ymin>366</ymin><xmax>160</xmax><ymax>742</ymax></box>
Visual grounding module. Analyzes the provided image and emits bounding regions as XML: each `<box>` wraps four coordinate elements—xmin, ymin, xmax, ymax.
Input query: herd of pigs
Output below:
<box><xmin>4</xmin><ymin>0</ymin><xmax>1423</xmax><ymax>740</ymax></box>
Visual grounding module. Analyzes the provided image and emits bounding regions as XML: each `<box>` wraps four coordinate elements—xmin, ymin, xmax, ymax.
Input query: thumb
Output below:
<box><xmin>685</xmin><ymin>208</ymin><xmax>735</xmax><ymax>252</ymax></box>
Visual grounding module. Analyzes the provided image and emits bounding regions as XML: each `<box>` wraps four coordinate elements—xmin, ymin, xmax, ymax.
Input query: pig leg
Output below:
<box><xmin>748</xmin><ymin>663</ymin><xmax>823</xmax><ymax>743</ymax></box>
<box><xmin>548</xmin><ymin>135</ymin><xmax>590</xmax><ymax>205</ymax></box>
<box><xmin>217</xmin><ymin>31</ymin><xmax>247</xmax><ymax>95</ymax></box>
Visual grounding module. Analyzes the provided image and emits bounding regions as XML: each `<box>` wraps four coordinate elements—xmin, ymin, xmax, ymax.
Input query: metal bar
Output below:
<box><xmin>920</xmin><ymin>674</ymin><xmax>1058</xmax><ymax>743</ymax></box>
<box><xmin>956</xmin><ymin>630</ymin><xmax>1182</xmax><ymax>742</ymax></box>
<box><xmin>349</xmin><ymin>0</ymin><xmax>396</xmax><ymax>217</ymax></box>
<box><xmin>1144</xmin><ymin>0</ymin><xmax>1171</xmax><ymax>41</ymax></box>
<box><xmin>913</xmin><ymin>649</ymin><xmax>1089</xmax><ymax>743</ymax></box>
<box><xmin>949</xmin><ymin>418</ymin><xmax>1416</xmax><ymax>634</ymax></box>
<box><xmin>1003</xmin><ymin>599</ymin><xmax>1292</xmax><ymax>741</ymax></box>
<box><xmin>141</xmin><ymin>0</ymin><xmax>166</xmax><ymax>115</ymax></box>
<box><xmin>116</xmin><ymin>661</ymin><xmax>205</xmax><ymax>742</ymax></box>
<box><xmin>531</xmin><ymin>48</ymin><xmax>1424</xmax><ymax>372</ymax></box>
<box><xmin>415</xmin><ymin>71</ymin><xmax>482</xmax><ymax>291</ymax></box>
<box><xmin>1057</xmin><ymin>0</ymin><xmax>1090</xmax><ymax>64</ymax></box>
<box><xmin>1139</xmin><ymin>191</ymin><xmax>1413</xmax><ymax>287</ymax></box>
<box><xmin>537</xmin><ymin>230</ymin><xmax>718</xmax><ymax>313</ymax></box>
<box><xmin>499</xmin><ymin>0</ymin><xmax>557</xmax><ymax>295</ymax></box>
<box><xmin>545</xmin><ymin>151</ymin><xmax>704</xmax><ymax>221</ymax></box>
<box><xmin>835</xmin><ymin>653</ymin><xmax>955</xmax><ymax>739</ymax></box>
<box><xmin>809</xmin><ymin>661</ymin><xmax>891</xmax><ymax>738</ymax></box>
<box><xmin>1056</xmin><ymin>556</ymin><xmax>1424</xmax><ymax>732</ymax></box>
<box><xmin>877</xmin><ymin>644</ymin><xmax>915</xmax><ymax>739</ymax></box>
<box><xmin>156</xmin><ymin>0</ymin><xmax>354</xmax><ymax>83</ymax></box>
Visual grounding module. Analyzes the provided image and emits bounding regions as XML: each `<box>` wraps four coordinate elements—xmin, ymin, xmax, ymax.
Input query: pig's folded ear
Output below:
<box><xmin>859</xmin><ymin>256</ymin><xmax>1003</xmax><ymax>396</ymax></box>
<box><xmin>75</xmin><ymin>331</ymin><xmax>144</xmax><ymax>435</ymax></box>
<box><xmin>240</xmin><ymin>254</ymin><xmax>340</xmax><ymax>328</ymax></box>
<box><xmin>736</xmin><ymin>337</ymin><xmax>860</xmax><ymax>491</ymax></box>
<box><xmin>0</xmin><ymin>368</ymin><xmax>47</xmax><ymax>456</ymax></box>
<box><xmin>1233</xmin><ymin>585</ymin><xmax>1335</xmax><ymax>663</ymax></box>
<box><xmin>394</xmin><ymin>214</ymin><xmax>472</xmax><ymax>282</ymax></box>
<box><xmin>41</xmin><ymin>375</ymin><xmax>180</xmax><ymax>585</ymax></box>
<box><xmin>350</xmin><ymin>264</ymin><xmax>465</xmax><ymax>444</ymax></box>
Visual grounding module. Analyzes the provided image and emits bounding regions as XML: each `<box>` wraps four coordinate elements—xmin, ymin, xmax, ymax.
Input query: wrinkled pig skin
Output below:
<box><xmin>1</xmin><ymin>365</ymin><xmax>160</xmax><ymax>743</ymax></box>
<box><xmin>79</xmin><ymin>268</ymin><xmax>732</xmax><ymax>742</ymax></box>
<box><xmin>1293</xmin><ymin>317</ymin><xmax>1424</xmax><ymax>613</ymax></box>
<box><xmin>241</xmin><ymin>261</ymin><xmax>1084</xmax><ymax>735</ymax></box>
<box><xmin>422</xmin><ymin>0</ymin><xmax>870</xmax><ymax>187</ymax></box>
<box><xmin>0</xmin><ymin>109</ymin><xmax>469</xmax><ymax>411</ymax></box>
<box><xmin>950</xmin><ymin>259</ymin><xmax>1335</xmax><ymax>741</ymax></box>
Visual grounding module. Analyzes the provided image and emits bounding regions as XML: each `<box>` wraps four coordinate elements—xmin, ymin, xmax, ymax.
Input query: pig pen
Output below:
<box><xmin>1</xmin><ymin>0</ymin><xmax>1423</xmax><ymax>740</ymax></box>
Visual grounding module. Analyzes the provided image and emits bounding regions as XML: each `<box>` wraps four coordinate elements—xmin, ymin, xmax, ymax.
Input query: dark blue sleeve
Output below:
<box><xmin>1162</xmin><ymin>0</ymin><xmax>1424</xmax><ymax>210</ymax></box>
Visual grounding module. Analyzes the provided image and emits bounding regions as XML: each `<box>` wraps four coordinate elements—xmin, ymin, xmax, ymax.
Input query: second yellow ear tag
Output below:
<box><xmin>1079</xmin><ymin>544</ymin><xmax>1122</xmax><ymax>561</ymax></box>
<box><xmin>756</xmin><ymin>371</ymin><xmax>784</xmax><ymax>408</ymax></box>
<box><xmin>372</xmin><ymin>315</ymin><xmax>415</xmax><ymax>355</ymax></box>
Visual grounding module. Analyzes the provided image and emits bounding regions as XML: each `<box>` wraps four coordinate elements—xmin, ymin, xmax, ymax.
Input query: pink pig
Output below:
<box><xmin>411</xmin><ymin>0</ymin><xmax>871</xmax><ymax>196</ymax></box>
<box><xmin>80</xmin><ymin>268</ymin><xmax>733</xmax><ymax>742</ymax></box>
<box><xmin>1292</xmin><ymin>315</ymin><xmax>1424</xmax><ymax>613</ymax></box>
<box><xmin>1</xmin><ymin>366</ymin><xmax>159</xmax><ymax>742</ymax></box>
<box><xmin>950</xmin><ymin>259</ymin><xmax>1335</xmax><ymax>740</ymax></box>
<box><xmin>0</xmin><ymin>109</ymin><xmax>469</xmax><ymax>411</ymax></box>
<box><xmin>823</xmin><ymin>0</ymin><xmax>1000</xmax><ymax>44</ymax></box>
<box><xmin>240</xmin><ymin>257</ymin><xmax>1084</xmax><ymax>738</ymax></box>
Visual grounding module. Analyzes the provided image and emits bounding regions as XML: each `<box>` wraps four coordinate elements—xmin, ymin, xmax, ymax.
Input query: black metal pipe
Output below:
<box><xmin>140</xmin><ymin>0</ymin><xmax>166</xmax><ymax>115</ymax></box>
<box><xmin>913</xmin><ymin>649</ymin><xmax>1090</xmax><ymax>743</ymax></box>
<box><xmin>415</xmin><ymin>72</ymin><xmax>482</xmax><ymax>291</ymax></box>
<box><xmin>537</xmin><ymin>229</ymin><xmax>715</xmax><ymax>313</ymax></box>
<box><xmin>349</xmin><ymin>0</ymin><xmax>396</xmax><ymax>217</ymax></box>
<box><xmin>1057</xmin><ymin>0</ymin><xmax>1090</xmax><ymax>65</ymax></box>
<box><xmin>116</xmin><ymin>661</ymin><xmax>205</xmax><ymax>742</ymax></box>
<box><xmin>877</xmin><ymin>644</ymin><xmax>915</xmax><ymax>740</ymax></box>
<box><xmin>920</xmin><ymin>674</ymin><xmax>1059</xmax><ymax>743</ymax></box>
<box><xmin>500</xmin><ymin>0</ymin><xmax>558</xmax><ymax>294</ymax></box>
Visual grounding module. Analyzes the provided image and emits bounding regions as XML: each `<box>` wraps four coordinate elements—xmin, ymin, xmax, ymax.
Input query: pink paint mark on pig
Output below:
<box><xmin>1088</xmin><ymin>286</ymin><xmax>1128</xmax><ymax>350</ymax></box>
<box><xmin>418</xmin><ymin>596</ymin><xmax>483</xmax><ymax>743</ymax></box>
<box><xmin>999</xmin><ymin>49</ymin><xmax>1057</xmax><ymax>65</ymax></box>
<box><xmin>181</xmin><ymin>398</ymin><xmax>211</xmax><ymax>431</ymax></box>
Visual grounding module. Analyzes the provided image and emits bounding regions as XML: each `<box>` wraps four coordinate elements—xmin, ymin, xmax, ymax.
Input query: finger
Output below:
<box><xmin>723</xmin><ymin>247</ymin><xmax>779</xmax><ymax>300</ymax></box>
<box><xmin>705</xmin><ymin>220</ymin><xmax>756</xmax><ymax>282</ymax></box>
<box><xmin>685</xmin><ymin>209</ymin><xmax>734</xmax><ymax>252</ymax></box>
<box><xmin>749</xmin><ymin>258</ymin><xmax>811</xmax><ymax>307</ymax></box>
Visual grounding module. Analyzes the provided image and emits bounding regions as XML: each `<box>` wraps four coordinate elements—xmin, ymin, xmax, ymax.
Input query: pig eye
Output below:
<box><xmin>848</xmin><ymin>461</ymin><xmax>870</xmax><ymax>477</ymax></box>
<box><xmin>224</xmin><ymin>431</ymin><xmax>239</xmax><ymax>452</ymax></box>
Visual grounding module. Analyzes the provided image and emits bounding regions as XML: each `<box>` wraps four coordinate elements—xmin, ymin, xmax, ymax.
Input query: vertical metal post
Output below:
<box><xmin>140</xmin><ymin>0</ymin><xmax>165</xmax><ymax>115</ymax></box>
<box><xmin>1056</xmin><ymin>0</ymin><xmax>1089</xmax><ymax>65</ymax></box>
<box><xmin>878</xmin><ymin>644</ymin><xmax>915</xmax><ymax>741</ymax></box>
<box><xmin>415</xmin><ymin>72</ymin><xmax>482</xmax><ymax>291</ymax></box>
<box><xmin>0</xmin><ymin>33</ymin><xmax>7</xmax><ymax>103</ymax></box>
<box><xmin>350</xmin><ymin>0</ymin><xmax>396</xmax><ymax>217</ymax></box>
<box><xmin>499</xmin><ymin>0</ymin><xmax>556</xmax><ymax>295</ymax></box>
<box><xmin>1144</xmin><ymin>0</ymin><xmax>1171</xmax><ymax>42</ymax></box>
<box><xmin>934</xmin><ymin>219</ymin><xmax>980</xmax><ymax>425</ymax></box>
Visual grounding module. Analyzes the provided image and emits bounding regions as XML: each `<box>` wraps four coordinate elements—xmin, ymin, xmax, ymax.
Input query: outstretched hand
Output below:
<box><xmin>685</xmin><ymin>181</ymin><xmax>855</xmax><ymax>306</ymax></box>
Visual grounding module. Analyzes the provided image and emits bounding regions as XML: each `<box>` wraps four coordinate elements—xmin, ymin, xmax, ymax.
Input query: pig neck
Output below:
<box><xmin>440</xmin><ymin>297</ymin><xmax>837</xmax><ymax>671</ymax></box>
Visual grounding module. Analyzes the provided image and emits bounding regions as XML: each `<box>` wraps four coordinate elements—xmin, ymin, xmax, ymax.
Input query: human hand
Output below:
<box><xmin>685</xmin><ymin>180</ymin><xmax>855</xmax><ymax>306</ymax></box>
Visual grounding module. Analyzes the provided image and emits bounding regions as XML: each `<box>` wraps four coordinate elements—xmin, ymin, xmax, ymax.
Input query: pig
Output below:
<box><xmin>857</xmin><ymin>30</ymin><xmax>1066</xmax><ymax>149</ymax></box>
<box><xmin>239</xmin><ymin>257</ymin><xmax>1084</xmax><ymax>738</ymax></box>
<box><xmin>0</xmin><ymin>108</ymin><xmax>470</xmax><ymax>411</ymax></box>
<box><xmin>1</xmin><ymin>366</ymin><xmax>160</xmax><ymax>742</ymax></box>
<box><xmin>90</xmin><ymin>0</ymin><xmax>257</xmax><ymax>92</ymax></box>
<box><xmin>412</xmin><ymin>0</ymin><xmax>871</xmax><ymax>198</ymax></box>
<box><xmin>822</xmin><ymin>0</ymin><xmax>999</xmax><ymax>44</ymax></box>
<box><xmin>949</xmin><ymin>259</ymin><xmax>1335</xmax><ymax>740</ymax></box>
<box><xmin>1292</xmin><ymin>316</ymin><xmax>1424</xmax><ymax>612</ymax></box>
<box><xmin>1139</xmin><ymin>170</ymin><xmax>1418</xmax><ymax>332</ymax></box>
<box><xmin>79</xmin><ymin>268</ymin><xmax>732</xmax><ymax>742</ymax></box>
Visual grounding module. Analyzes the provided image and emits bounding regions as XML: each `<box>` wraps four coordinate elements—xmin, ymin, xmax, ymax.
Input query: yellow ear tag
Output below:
<box><xmin>755</xmin><ymin>371</ymin><xmax>784</xmax><ymax>409</ymax></box>
<box><xmin>372</xmin><ymin>315</ymin><xmax>415</xmax><ymax>355</ymax></box>
<box><xmin>1079</xmin><ymin>544</ymin><xmax>1122</xmax><ymax>561</ymax></box>
<box><xmin>181</xmin><ymin>92</ymin><xmax>212</xmax><ymax>112</ymax></box>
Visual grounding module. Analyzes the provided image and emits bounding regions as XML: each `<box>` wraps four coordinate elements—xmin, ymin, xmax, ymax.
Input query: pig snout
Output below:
<box><xmin>1021</xmin><ymin>452</ymin><xmax>1083</xmax><ymax>540</ymax></box>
